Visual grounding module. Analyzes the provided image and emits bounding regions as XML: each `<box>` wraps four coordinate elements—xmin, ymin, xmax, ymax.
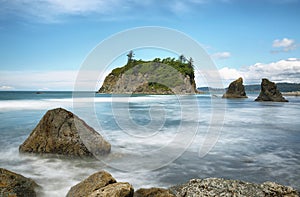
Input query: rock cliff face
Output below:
<box><xmin>99</xmin><ymin>60</ymin><xmax>197</xmax><ymax>94</ymax></box>
<box><xmin>0</xmin><ymin>168</ymin><xmax>39</xmax><ymax>197</ymax></box>
<box><xmin>19</xmin><ymin>108</ymin><xmax>111</xmax><ymax>157</ymax></box>
<box><xmin>222</xmin><ymin>77</ymin><xmax>247</xmax><ymax>98</ymax></box>
<box><xmin>255</xmin><ymin>78</ymin><xmax>288</xmax><ymax>102</ymax></box>
<box><xmin>66</xmin><ymin>171</ymin><xmax>134</xmax><ymax>197</ymax></box>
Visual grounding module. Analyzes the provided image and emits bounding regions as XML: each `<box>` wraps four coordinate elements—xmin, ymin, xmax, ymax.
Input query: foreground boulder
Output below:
<box><xmin>0</xmin><ymin>168</ymin><xmax>39</xmax><ymax>197</ymax></box>
<box><xmin>222</xmin><ymin>77</ymin><xmax>247</xmax><ymax>98</ymax></box>
<box><xmin>67</xmin><ymin>171</ymin><xmax>134</xmax><ymax>197</ymax></box>
<box><xmin>255</xmin><ymin>78</ymin><xmax>288</xmax><ymax>102</ymax></box>
<box><xmin>19</xmin><ymin>108</ymin><xmax>111</xmax><ymax>157</ymax></box>
<box><xmin>134</xmin><ymin>188</ymin><xmax>175</xmax><ymax>197</ymax></box>
<box><xmin>170</xmin><ymin>178</ymin><xmax>299</xmax><ymax>197</ymax></box>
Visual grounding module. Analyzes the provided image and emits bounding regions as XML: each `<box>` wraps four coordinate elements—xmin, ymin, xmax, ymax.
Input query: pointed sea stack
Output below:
<box><xmin>222</xmin><ymin>77</ymin><xmax>247</xmax><ymax>98</ymax></box>
<box><xmin>19</xmin><ymin>108</ymin><xmax>111</xmax><ymax>157</ymax></box>
<box><xmin>255</xmin><ymin>78</ymin><xmax>288</xmax><ymax>102</ymax></box>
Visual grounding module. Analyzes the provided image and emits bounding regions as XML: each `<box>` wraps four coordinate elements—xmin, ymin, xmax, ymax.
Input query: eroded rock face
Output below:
<box><xmin>222</xmin><ymin>77</ymin><xmax>247</xmax><ymax>98</ymax></box>
<box><xmin>170</xmin><ymin>178</ymin><xmax>299</xmax><ymax>197</ymax></box>
<box><xmin>255</xmin><ymin>78</ymin><xmax>288</xmax><ymax>102</ymax></box>
<box><xmin>134</xmin><ymin>187</ymin><xmax>175</xmax><ymax>197</ymax></box>
<box><xmin>0</xmin><ymin>168</ymin><xmax>39</xmax><ymax>197</ymax></box>
<box><xmin>19</xmin><ymin>108</ymin><xmax>111</xmax><ymax>157</ymax></box>
<box><xmin>67</xmin><ymin>171</ymin><xmax>133</xmax><ymax>197</ymax></box>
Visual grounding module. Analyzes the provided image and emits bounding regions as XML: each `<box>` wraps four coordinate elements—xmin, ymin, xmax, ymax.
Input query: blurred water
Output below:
<box><xmin>0</xmin><ymin>92</ymin><xmax>299</xmax><ymax>196</ymax></box>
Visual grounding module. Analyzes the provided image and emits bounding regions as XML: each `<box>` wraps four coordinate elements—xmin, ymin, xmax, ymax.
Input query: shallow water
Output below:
<box><xmin>0</xmin><ymin>91</ymin><xmax>299</xmax><ymax>196</ymax></box>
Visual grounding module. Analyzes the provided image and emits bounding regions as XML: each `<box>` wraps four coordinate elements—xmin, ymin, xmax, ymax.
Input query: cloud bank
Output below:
<box><xmin>218</xmin><ymin>58</ymin><xmax>300</xmax><ymax>86</ymax></box>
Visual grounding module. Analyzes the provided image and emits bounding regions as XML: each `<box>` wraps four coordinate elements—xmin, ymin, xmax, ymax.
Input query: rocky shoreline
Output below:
<box><xmin>1</xmin><ymin>108</ymin><xmax>299</xmax><ymax>196</ymax></box>
<box><xmin>1</xmin><ymin>168</ymin><xmax>299</xmax><ymax>197</ymax></box>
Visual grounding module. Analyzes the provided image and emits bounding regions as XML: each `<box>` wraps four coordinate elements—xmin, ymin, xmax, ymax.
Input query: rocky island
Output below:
<box><xmin>255</xmin><ymin>78</ymin><xmax>288</xmax><ymax>102</ymax></box>
<box><xmin>222</xmin><ymin>77</ymin><xmax>247</xmax><ymax>98</ymax></box>
<box><xmin>99</xmin><ymin>53</ymin><xmax>197</xmax><ymax>94</ymax></box>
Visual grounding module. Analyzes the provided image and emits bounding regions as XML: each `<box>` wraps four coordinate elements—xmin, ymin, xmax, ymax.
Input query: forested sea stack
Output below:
<box><xmin>222</xmin><ymin>77</ymin><xmax>247</xmax><ymax>98</ymax></box>
<box><xmin>99</xmin><ymin>54</ymin><xmax>198</xmax><ymax>94</ymax></box>
<box><xmin>255</xmin><ymin>78</ymin><xmax>288</xmax><ymax>102</ymax></box>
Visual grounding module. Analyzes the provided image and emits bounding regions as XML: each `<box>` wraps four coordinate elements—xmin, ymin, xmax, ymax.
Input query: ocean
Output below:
<box><xmin>0</xmin><ymin>91</ymin><xmax>299</xmax><ymax>196</ymax></box>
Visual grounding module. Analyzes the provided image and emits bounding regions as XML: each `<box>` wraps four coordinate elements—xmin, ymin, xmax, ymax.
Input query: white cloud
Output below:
<box><xmin>0</xmin><ymin>70</ymin><xmax>110</xmax><ymax>91</ymax></box>
<box><xmin>0</xmin><ymin>85</ymin><xmax>14</xmax><ymax>90</ymax></box>
<box><xmin>0</xmin><ymin>70</ymin><xmax>77</xmax><ymax>90</ymax></box>
<box><xmin>211</xmin><ymin>52</ymin><xmax>231</xmax><ymax>60</ymax></box>
<box><xmin>272</xmin><ymin>38</ymin><xmax>297</xmax><ymax>52</ymax></box>
<box><xmin>196</xmin><ymin>58</ymin><xmax>300</xmax><ymax>87</ymax></box>
<box><xmin>0</xmin><ymin>0</ymin><xmax>233</xmax><ymax>23</ymax></box>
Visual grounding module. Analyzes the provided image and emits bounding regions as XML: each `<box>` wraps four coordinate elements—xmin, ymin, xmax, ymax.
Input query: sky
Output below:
<box><xmin>0</xmin><ymin>0</ymin><xmax>300</xmax><ymax>90</ymax></box>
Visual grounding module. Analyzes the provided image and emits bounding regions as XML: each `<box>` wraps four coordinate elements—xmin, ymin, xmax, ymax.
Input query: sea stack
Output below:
<box><xmin>19</xmin><ymin>108</ymin><xmax>111</xmax><ymax>157</ymax></box>
<box><xmin>255</xmin><ymin>78</ymin><xmax>288</xmax><ymax>102</ymax></box>
<box><xmin>98</xmin><ymin>57</ymin><xmax>197</xmax><ymax>95</ymax></box>
<box><xmin>222</xmin><ymin>77</ymin><xmax>247</xmax><ymax>98</ymax></box>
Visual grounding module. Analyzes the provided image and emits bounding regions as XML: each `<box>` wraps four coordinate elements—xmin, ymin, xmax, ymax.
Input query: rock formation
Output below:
<box><xmin>19</xmin><ymin>108</ymin><xmax>111</xmax><ymax>157</ymax></box>
<box><xmin>222</xmin><ymin>77</ymin><xmax>247</xmax><ymax>98</ymax></box>
<box><xmin>170</xmin><ymin>178</ymin><xmax>299</xmax><ymax>197</ymax></box>
<box><xmin>0</xmin><ymin>168</ymin><xmax>39</xmax><ymax>197</ymax></box>
<box><xmin>66</xmin><ymin>170</ymin><xmax>299</xmax><ymax>197</ymax></box>
<box><xmin>99</xmin><ymin>59</ymin><xmax>197</xmax><ymax>94</ymax></box>
<box><xmin>66</xmin><ymin>170</ymin><xmax>134</xmax><ymax>197</ymax></box>
<box><xmin>134</xmin><ymin>188</ymin><xmax>175</xmax><ymax>197</ymax></box>
<box><xmin>255</xmin><ymin>78</ymin><xmax>288</xmax><ymax>102</ymax></box>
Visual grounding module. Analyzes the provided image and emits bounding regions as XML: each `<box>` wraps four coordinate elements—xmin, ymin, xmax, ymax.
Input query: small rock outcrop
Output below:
<box><xmin>0</xmin><ymin>168</ymin><xmax>39</xmax><ymax>197</ymax></box>
<box><xmin>66</xmin><ymin>171</ymin><xmax>134</xmax><ymax>197</ymax></box>
<box><xmin>170</xmin><ymin>178</ymin><xmax>299</xmax><ymax>197</ymax></box>
<box><xmin>255</xmin><ymin>78</ymin><xmax>288</xmax><ymax>102</ymax></box>
<box><xmin>134</xmin><ymin>188</ymin><xmax>175</xmax><ymax>197</ymax></box>
<box><xmin>222</xmin><ymin>77</ymin><xmax>247</xmax><ymax>98</ymax></box>
<box><xmin>19</xmin><ymin>108</ymin><xmax>111</xmax><ymax>157</ymax></box>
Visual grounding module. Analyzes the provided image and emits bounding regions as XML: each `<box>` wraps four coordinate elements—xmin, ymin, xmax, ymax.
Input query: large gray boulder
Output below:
<box><xmin>255</xmin><ymin>78</ymin><xmax>288</xmax><ymax>102</ymax></box>
<box><xmin>170</xmin><ymin>178</ymin><xmax>299</xmax><ymax>197</ymax></box>
<box><xmin>67</xmin><ymin>171</ymin><xmax>134</xmax><ymax>197</ymax></box>
<box><xmin>0</xmin><ymin>168</ymin><xmax>39</xmax><ymax>197</ymax></box>
<box><xmin>222</xmin><ymin>77</ymin><xmax>247</xmax><ymax>98</ymax></box>
<box><xmin>19</xmin><ymin>108</ymin><xmax>111</xmax><ymax>157</ymax></box>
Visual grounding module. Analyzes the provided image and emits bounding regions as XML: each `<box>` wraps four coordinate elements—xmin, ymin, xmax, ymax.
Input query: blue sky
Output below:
<box><xmin>0</xmin><ymin>0</ymin><xmax>300</xmax><ymax>90</ymax></box>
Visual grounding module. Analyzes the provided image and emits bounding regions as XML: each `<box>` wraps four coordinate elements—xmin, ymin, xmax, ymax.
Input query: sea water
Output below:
<box><xmin>0</xmin><ymin>91</ymin><xmax>299</xmax><ymax>196</ymax></box>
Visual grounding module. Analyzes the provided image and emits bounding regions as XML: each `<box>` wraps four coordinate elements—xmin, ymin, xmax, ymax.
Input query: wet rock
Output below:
<box><xmin>19</xmin><ymin>108</ymin><xmax>111</xmax><ymax>157</ymax></box>
<box><xmin>222</xmin><ymin>77</ymin><xmax>247</xmax><ymax>98</ymax></box>
<box><xmin>255</xmin><ymin>78</ymin><xmax>288</xmax><ymax>102</ymax></box>
<box><xmin>134</xmin><ymin>187</ymin><xmax>175</xmax><ymax>197</ymax></box>
<box><xmin>67</xmin><ymin>171</ymin><xmax>133</xmax><ymax>197</ymax></box>
<box><xmin>0</xmin><ymin>168</ymin><xmax>39</xmax><ymax>197</ymax></box>
<box><xmin>90</xmin><ymin>182</ymin><xmax>134</xmax><ymax>197</ymax></box>
<box><xmin>170</xmin><ymin>178</ymin><xmax>299</xmax><ymax>197</ymax></box>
